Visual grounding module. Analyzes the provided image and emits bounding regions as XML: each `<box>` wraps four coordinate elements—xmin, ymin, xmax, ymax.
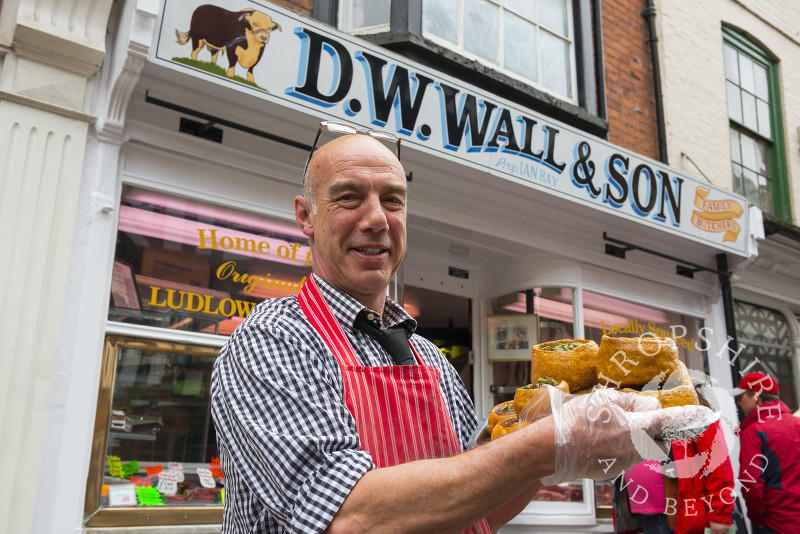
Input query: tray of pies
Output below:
<box><xmin>475</xmin><ymin>336</ymin><xmax>718</xmax><ymax>445</ymax></box>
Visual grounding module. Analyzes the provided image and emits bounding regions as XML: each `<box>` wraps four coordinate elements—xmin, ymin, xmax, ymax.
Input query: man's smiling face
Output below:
<box><xmin>296</xmin><ymin>135</ymin><xmax>407</xmax><ymax>310</ymax></box>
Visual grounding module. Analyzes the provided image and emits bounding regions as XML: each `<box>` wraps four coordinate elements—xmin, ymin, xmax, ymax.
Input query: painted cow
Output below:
<box><xmin>175</xmin><ymin>5</ymin><xmax>281</xmax><ymax>84</ymax></box>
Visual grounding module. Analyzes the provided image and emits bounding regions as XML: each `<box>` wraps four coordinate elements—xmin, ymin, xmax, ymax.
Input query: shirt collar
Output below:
<box><xmin>312</xmin><ymin>274</ymin><xmax>417</xmax><ymax>334</ymax></box>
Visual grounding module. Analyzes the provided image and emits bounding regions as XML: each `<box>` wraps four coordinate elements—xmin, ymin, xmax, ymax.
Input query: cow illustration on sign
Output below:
<box><xmin>175</xmin><ymin>5</ymin><xmax>281</xmax><ymax>84</ymax></box>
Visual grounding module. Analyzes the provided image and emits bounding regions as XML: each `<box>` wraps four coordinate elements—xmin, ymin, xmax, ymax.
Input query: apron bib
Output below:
<box><xmin>298</xmin><ymin>276</ymin><xmax>490</xmax><ymax>534</ymax></box>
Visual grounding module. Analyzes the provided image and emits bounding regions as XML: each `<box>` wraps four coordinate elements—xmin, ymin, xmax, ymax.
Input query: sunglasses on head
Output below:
<box><xmin>303</xmin><ymin>121</ymin><xmax>401</xmax><ymax>181</ymax></box>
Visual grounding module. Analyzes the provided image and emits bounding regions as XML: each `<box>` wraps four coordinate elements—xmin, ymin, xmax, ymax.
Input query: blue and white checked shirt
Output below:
<box><xmin>211</xmin><ymin>275</ymin><xmax>478</xmax><ymax>533</ymax></box>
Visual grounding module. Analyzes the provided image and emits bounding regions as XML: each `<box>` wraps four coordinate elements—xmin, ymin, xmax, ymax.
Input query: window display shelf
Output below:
<box><xmin>108</xmin><ymin>429</ymin><xmax>159</xmax><ymax>442</ymax></box>
<box><xmin>85</xmin><ymin>336</ymin><xmax>224</xmax><ymax>527</ymax></box>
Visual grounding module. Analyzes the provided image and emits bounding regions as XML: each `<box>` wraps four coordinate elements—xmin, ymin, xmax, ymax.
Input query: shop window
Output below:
<box><xmin>488</xmin><ymin>288</ymin><xmax>575</xmax><ymax>407</ymax></box>
<box><xmin>324</xmin><ymin>0</ymin><xmax>601</xmax><ymax>122</ymax></box>
<box><xmin>339</xmin><ymin>0</ymin><xmax>391</xmax><ymax>31</ymax></box>
<box><xmin>404</xmin><ymin>285</ymin><xmax>475</xmax><ymax>401</ymax></box>
<box><xmin>581</xmin><ymin>289</ymin><xmax>710</xmax><ymax>516</ymax></box>
<box><xmin>723</xmin><ymin>27</ymin><xmax>791</xmax><ymax>221</ymax></box>
<box><xmin>487</xmin><ymin>288</ymin><xmax>597</xmax><ymax>524</ymax></box>
<box><xmin>484</xmin><ymin>287</ymin><xmax>713</xmax><ymax>523</ymax></box>
<box><xmin>582</xmin><ymin>290</ymin><xmax>708</xmax><ymax>373</ymax></box>
<box><xmin>92</xmin><ymin>186</ymin><xmax>312</xmax><ymax>525</ymax></box>
<box><xmin>108</xmin><ymin>186</ymin><xmax>312</xmax><ymax>335</ymax></box>
<box><xmin>84</xmin><ymin>337</ymin><xmax>223</xmax><ymax>526</ymax></box>
<box><xmin>421</xmin><ymin>0</ymin><xmax>575</xmax><ymax>99</ymax></box>
<box><xmin>734</xmin><ymin>300</ymin><xmax>796</xmax><ymax>410</ymax></box>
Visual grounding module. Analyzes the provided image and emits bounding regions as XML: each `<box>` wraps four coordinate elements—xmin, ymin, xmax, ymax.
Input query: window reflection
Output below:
<box><xmin>488</xmin><ymin>288</ymin><xmax>579</xmax><ymax>503</ymax></box>
<box><xmin>420</xmin><ymin>0</ymin><xmax>575</xmax><ymax>100</ymax></box>
<box><xmin>87</xmin><ymin>338</ymin><xmax>223</xmax><ymax>516</ymax></box>
<box><xmin>422</xmin><ymin>0</ymin><xmax>458</xmax><ymax>44</ymax></box>
<box><xmin>339</xmin><ymin>0</ymin><xmax>390</xmax><ymax>30</ymax></box>
<box><xmin>581</xmin><ymin>290</ymin><xmax>709</xmax><ymax>514</ymax></box>
<box><xmin>108</xmin><ymin>186</ymin><xmax>311</xmax><ymax>335</ymax></box>
<box><xmin>582</xmin><ymin>290</ymin><xmax>708</xmax><ymax>373</ymax></box>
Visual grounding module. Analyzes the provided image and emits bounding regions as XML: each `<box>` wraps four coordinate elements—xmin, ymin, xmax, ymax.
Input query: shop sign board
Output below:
<box><xmin>152</xmin><ymin>0</ymin><xmax>750</xmax><ymax>256</ymax></box>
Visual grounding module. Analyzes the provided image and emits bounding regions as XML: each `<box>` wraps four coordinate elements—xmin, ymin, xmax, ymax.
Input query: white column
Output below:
<box><xmin>31</xmin><ymin>0</ymin><xmax>159</xmax><ymax>530</ymax></box>
<box><xmin>0</xmin><ymin>0</ymin><xmax>113</xmax><ymax>532</ymax></box>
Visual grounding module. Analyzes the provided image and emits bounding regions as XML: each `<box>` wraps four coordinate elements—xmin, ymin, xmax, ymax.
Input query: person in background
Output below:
<box><xmin>211</xmin><ymin>123</ymin><xmax>712</xmax><ymax>534</ymax></box>
<box><xmin>733</xmin><ymin>372</ymin><xmax>800</xmax><ymax>534</ymax></box>
<box><xmin>669</xmin><ymin>419</ymin><xmax>734</xmax><ymax>534</ymax></box>
<box><xmin>616</xmin><ymin>421</ymin><xmax>734</xmax><ymax>534</ymax></box>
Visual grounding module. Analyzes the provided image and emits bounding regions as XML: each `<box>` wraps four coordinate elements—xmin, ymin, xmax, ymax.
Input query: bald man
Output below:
<box><xmin>211</xmin><ymin>131</ymin><xmax>710</xmax><ymax>534</ymax></box>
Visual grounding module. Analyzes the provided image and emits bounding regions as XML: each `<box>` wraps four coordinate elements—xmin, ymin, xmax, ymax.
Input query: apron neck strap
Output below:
<box><xmin>298</xmin><ymin>275</ymin><xmax>425</xmax><ymax>367</ymax></box>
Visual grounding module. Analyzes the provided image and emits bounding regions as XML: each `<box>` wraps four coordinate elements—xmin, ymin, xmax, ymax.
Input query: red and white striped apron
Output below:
<box><xmin>298</xmin><ymin>276</ymin><xmax>490</xmax><ymax>534</ymax></box>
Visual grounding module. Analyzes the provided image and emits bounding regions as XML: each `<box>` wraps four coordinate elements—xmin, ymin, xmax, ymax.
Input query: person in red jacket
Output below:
<box><xmin>617</xmin><ymin>420</ymin><xmax>735</xmax><ymax>534</ymax></box>
<box><xmin>671</xmin><ymin>419</ymin><xmax>734</xmax><ymax>533</ymax></box>
<box><xmin>733</xmin><ymin>372</ymin><xmax>800</xmax><ymax>534</ymax></box>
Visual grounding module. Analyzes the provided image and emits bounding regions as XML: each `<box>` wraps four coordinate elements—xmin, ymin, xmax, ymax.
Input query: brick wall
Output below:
<box><xmin>602</xmin><ymin>0</ymin><xmax>660</xmax><ymax>161</ymax></box>
<box><xmin>272</xmin><ymin>0</ymin><xmax>312</xmax><ymax>16</ymax></box>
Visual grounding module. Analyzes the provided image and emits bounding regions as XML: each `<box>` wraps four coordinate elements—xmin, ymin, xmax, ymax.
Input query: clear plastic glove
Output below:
<box><xmin>520</xmin><ymin>386</ymin><xmax>717</xmax><ymax>485</ymax></box>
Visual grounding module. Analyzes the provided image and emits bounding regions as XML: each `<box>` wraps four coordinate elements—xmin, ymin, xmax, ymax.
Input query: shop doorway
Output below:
<box><xmin>403</xmin><ymin>285</ymin><xmax>474</xmax><ymax>401</ymax></box>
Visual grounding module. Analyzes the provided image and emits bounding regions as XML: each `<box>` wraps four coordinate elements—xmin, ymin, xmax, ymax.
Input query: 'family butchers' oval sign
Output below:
<box><xmin>152</xmin><ymin>0</ymin><xmax>750</xmax><ymax>256</ymax></box>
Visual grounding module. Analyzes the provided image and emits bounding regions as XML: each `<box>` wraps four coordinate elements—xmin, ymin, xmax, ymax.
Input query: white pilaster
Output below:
<box><xmin>0</xmin><ymin>0</ymin><xmax>114</xmax><ymax>532</ymax></box>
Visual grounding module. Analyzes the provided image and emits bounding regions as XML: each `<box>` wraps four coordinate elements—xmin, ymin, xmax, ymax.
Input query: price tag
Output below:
<box><xmin>167</xmin><ymin>461</ymin><xmax>184</xmax><ymax>482</ymax></box>
<box><xmin>196</xmin><ymin>467</ymin><xmax>216</xmax><ymax>488</ymax></box>
<box><xmin>209</xmin><ymin>457</ymin><xmax>224</xmax><ymax>479</ymax></box>
<box><xmin>146</xmin><ymin>465</ymin><xmax>163</xmax><ymax>478</ymax></box>
<box><xmin>157</xmin><ymin>471</ymin><xmax>178</xmax><ymax>495</ymax></box>
<box><xmin>108</xmin><ymin>484</ymin><xmax>137</xmax><ymax>506</ymax></box>
<box><xmin>107</xmin><ymin>455</ymin><xmax>123</xmax><ymax>478</ymax></box>
<box><xmin>121</xmin><ymin>460</ymin><xmax>139</xmax><ymax>478</ymax></box>
<box><xmin>136</xmin><ymin>486</ymin><xmax>164</xmax><ymax>506</ymax></box>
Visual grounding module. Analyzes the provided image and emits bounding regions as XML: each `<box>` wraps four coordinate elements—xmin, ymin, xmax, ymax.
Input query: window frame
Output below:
<box><xmin>722</xmin><ymin>26</ymin><xmax>791</xmax><ymax>222</ymax></box>
<box><xmin>483</xmin><ymin>285</ymin><xmax>599</xmax><ymax>525</ymax></box>
<box><xmin>316</xmin><ymin>0</ymin><xmax>606</xmax><ymax>134</ymax></box>
<box><xmin>734</xmin><ymin>299</ymin><xmax>798</xmax><ymax>411</ymax></box>
<box><xmin>477</xmin><ymin>259</ymin><xmax>713</xmax><ymax>525</ymax></box>
<box><xmin>418</xmin><ymin>0</ymin><xmax>579</xmax><ymax>104</ymax></box>
<box><xmin>83</xmin><ymin>336</ymin><xmax>224</xmax><ymax>527</ymax></box>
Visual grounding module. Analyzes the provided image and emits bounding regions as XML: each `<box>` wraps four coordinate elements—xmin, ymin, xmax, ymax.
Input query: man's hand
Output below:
<box><xmin>522</xmin><ymin>386</ymin><xmax>715</xmax><ymax>485</ymax></box>
<box><xmin>708</xmin><ymin>520</ymin><xmax>731</xmax><ymax>534</ymax></box>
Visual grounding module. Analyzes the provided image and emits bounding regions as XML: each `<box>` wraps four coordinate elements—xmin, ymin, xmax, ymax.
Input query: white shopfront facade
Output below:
<box><xmin>33</xmin><ymin>1</ymin><xmax>762</xmax><ymax>532</ymax></box>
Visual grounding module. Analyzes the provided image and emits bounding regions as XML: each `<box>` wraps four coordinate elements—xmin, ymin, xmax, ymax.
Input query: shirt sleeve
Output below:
<box><xmin>738</xmin><ymin>427</ymin><xmax>767</xmax><ymax>525</ymax></box>
<box><xmin>211</xmin><ymin>311</ymin><xmax>373</xmax><ymax>532</ymax></box>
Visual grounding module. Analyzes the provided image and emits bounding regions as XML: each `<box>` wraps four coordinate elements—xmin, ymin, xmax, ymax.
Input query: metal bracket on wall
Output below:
<box><xmin>145</xmin><ymin>91</ymin><xmax>415</xmax><ymax>182</ymax></box>
<box><xmin>145</xmin><ymin>91</ymin><xmax>312</xmax><ymax>151</ymax></box>
<box><xmin>179</xmin><ymin>118</ymin><xmax>223</xmax><ymax>143</ymax></box>
<box><xmin>602</xmin><ymin>232</ymin><xmax>730</xmax><ymax>278</ymax></box>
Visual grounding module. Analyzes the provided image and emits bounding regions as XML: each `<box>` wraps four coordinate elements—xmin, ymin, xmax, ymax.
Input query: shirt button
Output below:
<box><xmin>367</xmin><ymin>313</ymin><xmax>375</xmax><ymax>321</ymax></box>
